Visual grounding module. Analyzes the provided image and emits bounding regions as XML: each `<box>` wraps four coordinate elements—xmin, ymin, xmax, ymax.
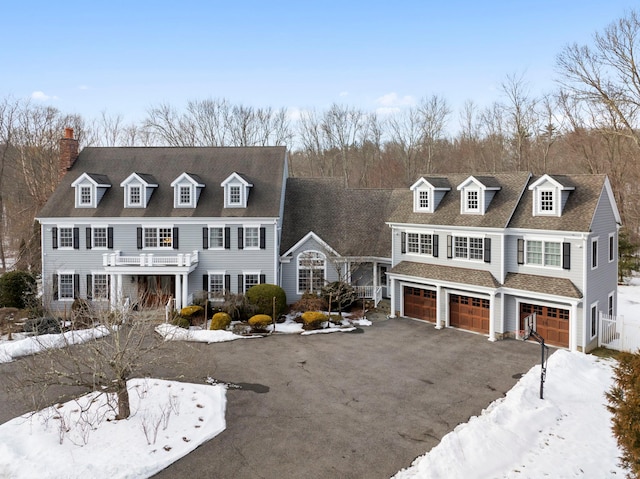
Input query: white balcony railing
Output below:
<box><xmin>353</xmin><ymin>285</ymin><xmax>383</xmax><ymax>307</ymax></box>
<box><xmin>103</xmin><ymin>250</ymin><xmax>199</xmax><ymax>267</ymax></box>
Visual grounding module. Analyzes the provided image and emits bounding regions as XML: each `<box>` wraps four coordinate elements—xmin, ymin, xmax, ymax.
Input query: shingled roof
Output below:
<box><xmin>388</xmin><ymin>261</ymin><xmax>501</xmax><ymax>288</ymax></box>
<box><xmin>38</xmin><ymin>146</ymin><xmax>287</xmax><ymax>219</ymax></box>
<box><xmin>387</xmin><ymin>172</ymin><xmax>532</xmax><ymax>228</ymax></box>
<box><xmin>280</xmin><ymin>178</ymin><xmax>401</xmax><ymax>257</ymax></box>
<box><xmin>507</xmin><ymin>174</ymin><xmax>608</xmax><ymax>232</ymax></box>
<box><xmin>503</xmin><ymin>272</ymin><xmax>583</xmax><ymax>298</ymax></box>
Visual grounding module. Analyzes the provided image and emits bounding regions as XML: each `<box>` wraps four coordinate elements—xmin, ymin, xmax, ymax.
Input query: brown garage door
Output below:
<box><xmin>404</xmin><ymin>286</ymin><xmax>436</xmax><ymax>321</ymax></box>
<box><xmin>520</xmin><ymin>303</ymin><xmax>569</xmax><ymax>348</ymax></box>
<box><xmin>449</xmin><ymin>294</ymin><xmax>490</xmax><ymax>334</ymax></box>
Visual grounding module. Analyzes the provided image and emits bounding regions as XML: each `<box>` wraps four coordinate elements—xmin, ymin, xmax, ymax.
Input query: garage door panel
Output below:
<box><xmin>449</xmin><ymin>294</ymin><xmax>489</xmax><ymax>334</ymax></box>
<box><xmin>520</xmin><ymin>303</ymin><xmax>569</xmax><ymax>348</ymax></box>
<box><xmin>404</xmin><ymin>287</ymin><xmax>436</xmax><ymax>322</ymax></box>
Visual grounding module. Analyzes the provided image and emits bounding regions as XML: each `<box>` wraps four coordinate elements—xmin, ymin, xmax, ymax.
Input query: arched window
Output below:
<box><xmin>297</xmin><ymin>251</ymin><xmax>326</xmax><ymax>294</ymax></box>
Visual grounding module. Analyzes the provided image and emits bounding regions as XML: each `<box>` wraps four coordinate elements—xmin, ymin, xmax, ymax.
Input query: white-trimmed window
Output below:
<box><xmin>406</xmin><ymin>233</ymin><xmax>433</xmax><ymax>256</ymax></box>
<box><xmin>129</xmin><ymin>185</ymin><xmax>142</xmax><ymax>206</ymax></box>
<box><xmin>591</xmin><ymin>237</ymin><xmax>599</xmax><ymax>270</ymax></box>
<box><xmin>466</xmin><ymin>190</ymin><xmax>479</xmax><ymax>212</ymax></box>
<box><xmin>609</xmin><ymin>233</ymin><xmax>616</xmax><ymax>263</ymax></box>
<box><xmin>91</xmin><ymin>274</ymin><xmax>109</xmax><ymax>301</ymax></box>
<box><xmin>451</xmin><ymin>235</ymin><xmax>485</xmax><ymax>261</ymax></box>
<box><xmin>209</xmin><ymin>273</ymin><xmax>226</xmax><ymax>295</ymax></box>
<box><xmin>229</xmin><ymin>185</ymin><xmax>241</xmax><ymax>205</ymax></box>
<box><xmin>608</xmin><ymin>292</ymin><xmax>615</xmax><ymax>316</ymax></box>
<box><xmin>93</xmin><ymin>227</ymin><xmax>107</xmax><ymax>249</ymax></box>
<box><xmin>80</xmin><ymin>186</ymin><xmax>92</xmax><ymax>205</ymax></box>
<box><xmin>59</xmin><ymin>227</ymin><xmax>74</xmax><ymax>249</ymax></box>
<box><xmin>144</xmin><ymin>227</ymin><xmax>173</xmax><ymax>249</ymax></box>
<box><xmin>297</xmin><ymin>251</ymin><xmax>326</xmax><ymax>294</ymax></box>
<box><xmin>418</xmin><ymin>190</ymin><xmax>429</xmax><ymax>209</ymax></box>
<box><xmin>244</xmin><ymin>227</ymin><xmax>259</xmax><ymax>249</ymax></box>
<box><xmin>209</xmin><ymin>227</ymin><xmax>224</xmax><ymax>249</ymax></box>
<box><xmin>58</xmin><ymin>273</ymin><xmax>75</xmax><ymax>300</ymax></box>
<box><xmin>454</xmin><ymin>236</ymin><xmax>468</xmax><ymax>258</ymax></box>
<box><xmin>539</xmin><ymin>190</ymin><xmax>555</xmax><ymax>213</ymax></box>
<box><xmin>179</xmin><ymin>185</ymin><xmax>191</xmax><ymax>205</ymax></box>
<box><xmin>590</xmin><ymin>302</ymin><xmax>598</xmax><ymax>339</ymax></box>
<box><xmin>244</xmin><ymin>273</ymin><xmax>260</xmax><ymax>293</ymax></box>
<box><xmin>526</xmin><ymin>240</ymin><xmax>561</xmax><ymax>267</ymax></box>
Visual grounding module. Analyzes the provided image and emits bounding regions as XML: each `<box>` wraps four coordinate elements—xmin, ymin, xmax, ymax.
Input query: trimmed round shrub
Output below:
<box><xmin>246</xmin><ymin>284</ymin><xmax>287</xmax><ymax>318</ymax></box>
<box><xmin>172</xmin><ymin>316</ymin><xmax>190</xmax><ymax>329</ymax></box>
<box><xmin>0</xmin><ymin>270</ymin><xmax>37</xmax><ymax>309</ymax></box>
<box><xmin>180</xmin><ymin>305</ymin><xmax>204</xmax><ymax>325</ymax></box>
<box><xmin>301</xmin><ymin>311</ymin><xmax>328</xmax><ymax>329</ymax></box>
<box><xmin>248</xmin><ymin>314</ymin><xmax>273</xmax><ymax>331</ymax></box>
<box><xmin>210</xmin><ymin>312</ymin><xmax>232</xmax><ymax>330</ymax></box>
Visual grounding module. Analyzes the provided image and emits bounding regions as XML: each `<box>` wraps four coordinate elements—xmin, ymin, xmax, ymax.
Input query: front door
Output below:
<box><xmin>138</xmin><ymin>275</ymin><xmax>175</xmax><ymax>308</ymax></box>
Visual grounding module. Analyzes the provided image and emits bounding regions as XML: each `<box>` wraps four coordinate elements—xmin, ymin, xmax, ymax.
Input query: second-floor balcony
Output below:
<box><xmin>103</xmin><ymin>250</ymin><xmax>199</xmax><ymax>267</ymax></box>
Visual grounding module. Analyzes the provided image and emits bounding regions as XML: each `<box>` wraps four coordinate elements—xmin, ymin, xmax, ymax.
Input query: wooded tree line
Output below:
<box><xmin>2</xmin><ymin>9</ymin><xmax>640</xmax><ymax>272</ymax></box>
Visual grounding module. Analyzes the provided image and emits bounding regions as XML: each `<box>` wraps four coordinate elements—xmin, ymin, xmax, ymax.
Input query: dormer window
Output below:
<box><xmin>120</xmin><ymin>173</ymin><xmax>158</xmax><ymax>208</ymax></box>
<box><xmin>529</xmin><ymin>174</ymin><xmax>574</xmax><ymax>217</ymax></box>
<box><xmin>410</xmin><ymin>177</ymin><xmax>450</xmax><ymax>213</ymax></box>
<box><xmin>221</xmin><ymin>172</ymin><xmax>253</xmax><ymax>209</ymax></box>
<box><xmin>71</xmin><ymin>173</ymin><xmax>111</xmax><ymax>208</ymax></box>
<box><xmin>171</xmin><ymin>173</ymin><xmax>204</xmax><ymax>209</ymax></box>
<box><xmin>457</xmin><ymin>176</ymin><xmax>501</xmax><ymax>215</ymax></box>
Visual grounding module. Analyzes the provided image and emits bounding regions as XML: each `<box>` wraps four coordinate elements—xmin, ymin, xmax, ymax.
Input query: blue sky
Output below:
<box><xmin>0</xmin><ymin>1</ymin><xmax>635</xmax><ymax>123</ymax></box>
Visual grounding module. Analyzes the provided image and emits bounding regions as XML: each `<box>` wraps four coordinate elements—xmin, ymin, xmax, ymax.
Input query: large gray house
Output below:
<box><xmin>38</xmin><ymin>129</ymin><xmax>620</xmax><ymax>352</ymax></box>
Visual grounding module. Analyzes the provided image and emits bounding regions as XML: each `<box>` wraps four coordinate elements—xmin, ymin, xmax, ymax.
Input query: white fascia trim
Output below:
<box><xmin>37</xmin><ymin>217</ymin><xmax>279</xmax><ymax>226</ymax></box>
<box><xmin>386</xmin><ymin>273</ymin><xmax>497</xmax><ymax>294</ymax></box>
<box><xmin>280</xmin><ymin>231</ymin><xmax>341</xmax><ymax>258</ymax></box>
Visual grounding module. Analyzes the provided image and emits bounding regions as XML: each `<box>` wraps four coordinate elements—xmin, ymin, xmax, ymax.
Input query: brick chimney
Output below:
<box><xmin>59</xmin><ymin>127</ymin><xmax>79</xmax><ymax>179</ymax></box>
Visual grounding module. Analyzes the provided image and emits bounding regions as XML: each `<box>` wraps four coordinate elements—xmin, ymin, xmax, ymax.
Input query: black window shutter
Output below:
<box><xmin>202</xmin><ymin>227</ymin><xmax>209</xmax><ymax>249</ymax></box>
<box><xmin>203</xmin><ymin>274</ymin><xmax>208</xmax><ymax>291</ymax></box>
<box><xmin>447</xmin><ymin>235</ymin><xmax>453</xmax><ymax>259</ymax></box>
<box><xmin>52</xmin><ymin>227</ymin><xmax>58</xmax><ymax>249</ymax></box>
<box><xmin>484</xmin><ymin>238</ymin><xmax>491</xmax><ymax>263</ymax></box>
<box><xmin>173</xmin><ymin>227</ymin><xmax>179</xmax><ymax>249</ymax></box>
<box><xmin>73</xmin><ymin>274</ymin><xmax>80</xmax><ymax>298</ymax></box>
<box><xmin>260</xmin><ymin>274</ymin><xmax>266</xmax><ymax>284</ymax></box>
<box><xmin>238</xmin><ymin>227</ymin><xmax>244</xmax><ymax>250</ymax></box>
<box><xmin>517</xmin><ymin>239</ymin><xmax>524</xmax><ymax>265</ymax></box>
<box><xmin>224</xmin><ymin>227</ymin><xmax>231</xmax><ymax>249</ymax></box>
<box><xmin>433</xmin><ymin>234</ymin><xmax>439</xmax><ymax>257</ymax></box>
<box><xmin>260</xmin><ymin>227</ymin><xmax>266</xmax><ymax>249</ymax></box>
<box><xmin>563</xmin><ymin>242</ymin><xmax>571</xmax><ymax>270</ymax></box>
<box><xmin>86</xmin><ymin>228</ymin><xmax>92</xmax><ymax>249</ymax></box>
<box><xmin>87</xmin><ymin>275</ymin><xmax>93</xmax><ymax>300</ymax></box>
<box><xmin>401</xmin><ymin>232</ymin><xmax>406</xmax><ymax>254</ymax></box>
<box><xmin>73</xmin><ymin>227</ymin><xmax>80</xmax><ymax>249</ymax></box>
<box><xmin>225</xmin><ymin>275</ymin><xmax>230</xmax><ymax>292</ymax></box>
<box><xmin>107</xmin><ymin>227</ymin><xmax>114</xmax><ymax>249</ymax></box>
<box><xmin>238</xmin><ymin>274</ymin><xmax>244</xmax><ymax>293</ymax></box>
<box><xmin>137</xmin><ymin>227</ymin><xmax>143</xmax><ymax>249</ymax></box>
<box><xmin>52</xmin><ymin>274</ymin><xmax>58</xmax><ymax>300</ymax></box>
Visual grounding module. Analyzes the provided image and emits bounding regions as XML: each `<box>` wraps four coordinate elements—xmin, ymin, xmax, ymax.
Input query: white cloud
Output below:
<box><xmin>339</xmin><ymin>91</ymin><xmax>349</xmax><ymax>97</ymax></box>
<box><xmin>30</xmin><ymin>91</ymin><xmax>58</xmax><ymax>101</ymax></box>
<box><xmin>375</xmin><ymin>106</ymin><xmax>402</xmax><ymax>116</ymax></box>
<box><xmin>375</xmin><ymin>92</ymin><xmax>415</xmax><ymax>108</ymax></box>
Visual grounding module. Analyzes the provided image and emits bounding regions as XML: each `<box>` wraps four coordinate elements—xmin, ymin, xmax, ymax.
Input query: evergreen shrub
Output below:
<box><xmin>301</xmin><ymin>311</ymin><xmax>327</xmax><ymax>329</ymax></box>
<box><xmin>210</xmin><ymin>312</ymin><xmax>232</xmax><ymax>330</ymax></box>
<box><xmin>248</xmin><ymin>314</ymin><xmax>273</xmax><ymax>331</ymax></box>
<box><xmin>246</xmin><ymin>284</ymin><xmax>287</xmax><ymax>317</ymax></box>
<box><xmin>0</xmin><ymin>270</ymin><xmax>37</xmax><ymax>309</ymax></box>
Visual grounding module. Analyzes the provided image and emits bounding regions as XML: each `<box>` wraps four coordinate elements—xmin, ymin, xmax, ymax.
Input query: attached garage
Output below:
<box><xmin>519</xmin><ymin>303</ymin><xmax>569</xmax><ymax>348</ymax></box>
<box><xmin>403</xmin><ymin>286</ymin><xmax>436</xmax><ymax>322</ymax></box>
<box><xmin>449</xmin><ymin>294</ymin><xmax>490</xmax><ymax>334</ymax></box>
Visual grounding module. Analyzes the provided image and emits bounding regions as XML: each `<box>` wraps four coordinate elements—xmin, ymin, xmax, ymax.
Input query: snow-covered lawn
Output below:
<box><xmin>0</xmin><ymin>379</ymin><xmax>226</xmax><ymax>479</ymax></box>
<box><xmin>0</xmin><ymin>287</ymin><xmax>638</xmax><ymax>478</ymax></box>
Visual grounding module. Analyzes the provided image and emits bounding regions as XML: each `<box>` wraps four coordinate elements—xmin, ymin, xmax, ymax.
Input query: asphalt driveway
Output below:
<box><xmin>146</xmin><ymin>317</ymin><xmax>543</xmax><ymax>479</ymax></box>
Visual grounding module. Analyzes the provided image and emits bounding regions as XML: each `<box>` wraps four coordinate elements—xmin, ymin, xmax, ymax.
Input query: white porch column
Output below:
<box><xmin>389</xmin><ymin>277</ymin><xmax>396</xmax><ymax>318</ymax></box>
<box><xmin>174</xmin><ymin>274</ymin><xmax>182</xmax><ymax>310</ymax></box>
<box><xmin>182</xmin><ymin>273</ymin><xmax>189</xmax><ymax>307</ymax></box>
<box><xmin>373</xmin><ymin>262</ymin><xmax>378</xmax><ymax>291</ymax></box>
<box><xmin>570</xmin><ymin>302</ymin><xmax>579</xmax><ymax>352</ymax></box>
<box><xmin>435</xmin><ymin>285</ymin><xmax>443</xmax><ymax>329</ymax></box>
<box><xmin>109</xmin><ymin>274</ymin><xmax>117</xmax><ymax>309</ymax></box>
<box><xmin>488</xmin><ymin>291</ymin><xmax>497</xmax><ymax>342</ymax></box>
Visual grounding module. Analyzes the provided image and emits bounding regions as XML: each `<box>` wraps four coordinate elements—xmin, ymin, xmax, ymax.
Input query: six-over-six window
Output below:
<box><xmin>144</xmin><ymin>227</ymin><xmax>173</xmax><ymax>248</ymax></box>
<box><xmin>454</xmin><ymin>236</ymin><xmax>484</xmax><ymax>260</ymax></box>
<box><xmin>406</xmin><ymin>233</ymin><xmax>433</xmax><ymax>255</ymax></box>
<box><xmin>526</xmin><ymin>240</ymin><xmax>561</xmax><ymax>267</ymax></box>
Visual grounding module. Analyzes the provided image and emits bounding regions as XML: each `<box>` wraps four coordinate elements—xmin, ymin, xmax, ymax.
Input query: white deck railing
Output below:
<box><xmin>353</xmin><ymin>285</ymin><xmax>383</xmax><ymax>307</ymax></box>
<box><xmin>103</xmin><ymin>250</ymin><xmax>199</xmax><ymax>267</ymax></box>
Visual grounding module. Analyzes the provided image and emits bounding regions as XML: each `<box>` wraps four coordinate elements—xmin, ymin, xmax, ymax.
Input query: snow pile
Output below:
<box><xmin>0</xmin><ymin>378</ymin><xmax>226</xmax><ymax>479</ymax></box>
<box><xmin>393</xmin><ymin>350</ymin><xmax>625</xmax><ymax>478</ymax></box>
<box><xmin>0</xmin><ymin>326</ymin><xmax>110</xmax><ymax>363</ymax></box>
